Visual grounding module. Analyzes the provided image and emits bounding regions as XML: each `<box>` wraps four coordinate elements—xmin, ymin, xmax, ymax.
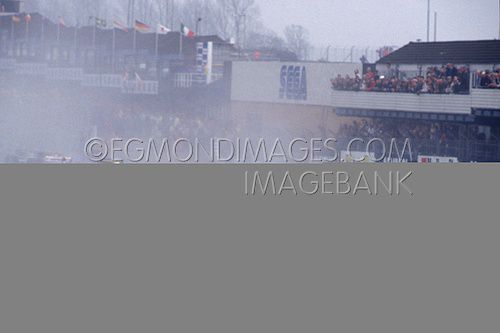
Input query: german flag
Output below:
<box><xmin>134</xmin><ymin>20</ymin><xmax>150</xmax><ymax>33</ymax></box>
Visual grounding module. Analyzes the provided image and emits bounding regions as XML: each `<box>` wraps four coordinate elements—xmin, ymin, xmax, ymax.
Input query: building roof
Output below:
<box><xmin>193</xmin><ymin>35</ymin><xmax>228</xmax><ymax>44</ymax></box>
<box><xmin>377</xmin><ymin>40</ymin><xmax>500</xmax><ymax>65</ymax></box>
<box><xmin>0</xmin><ymin>12</ymin><xmax>234</xmax><ymax>57</ymax></box>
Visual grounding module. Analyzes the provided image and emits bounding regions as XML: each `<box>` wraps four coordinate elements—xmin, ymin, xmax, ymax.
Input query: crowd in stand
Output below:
<box><xmin>336</xmin><ymin>118</ymin><xmax>497</xmax><ymax>149</ymax></box>
<box><xmin>95</xmin><ymin>108</ymin><xmax>236</xmax><ymax>144</ymax></box>
<box><xmin>332</xmin><ymin>64</ymin><xmax>470</xmax><ymax>94</ymax></box>
<box><xmin>335</xmin><ymin>118</ymin><xmax>500</xmax><ymax>161</ymax></box>
<box><xmin>475</xmin><ymin>68</ymin><xmax>500</xmax><ymax>89</ymax></box>
<box><xmin>0</xmin><ymin>80</ymin><xmax>237</xmax><ymax>162</ymax></box>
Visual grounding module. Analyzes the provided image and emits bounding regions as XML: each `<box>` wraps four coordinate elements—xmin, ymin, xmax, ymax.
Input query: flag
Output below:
<box><xmin>12</xmin><ymin>15</ymin><xmax>20</xmax><ymax>23</ymax></box>
<box><xmin>113</xmin><ymin>20</ymin><xmax>128</xmax><ymax>32</ymax></box>
<box><xmin>134</xmin><ymin>20</ymin><xmax>150</xmax><ymax>33</ymax></box>
<box><xmin>95</xmin><ymin>17</ymin><xmax>107</xmax><ymax>29</ymax></box>
<box><xmin>24</xmin><ymin>14</ymin><xmax>31</xmax><ymax>23</ymax></box>
<box><xmin>157</xmin><ymin>24</ymin><xmax>170</xmax><ymax>35</ymax></box>
<box><xmin>59</xmin><ymin>17</ymin><xmax>67</xmax><ymax>27</ymax></box>
<box><xmin>181</xmin><ymin>23</ymin><xmax>195</xmax><ymax>38</ymax></box>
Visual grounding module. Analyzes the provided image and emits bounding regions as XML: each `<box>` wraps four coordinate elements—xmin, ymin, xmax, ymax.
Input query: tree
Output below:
<box><xmin>284</xmin><ymin>24</ymin><xmax>310</xmax><ymax>60</ymax></box>
<box><xmin>245</xmin><ymin>28</ymin><xmax>285</xmax><ymax>50</ymax></box>
<box><xmin>179</xmin><ymin>0</ymin><xmax>211</xmax><ymax>34</ymax></box>
<box><xmin>154</xmin><ymin>0</ymin><xmax>175</xmax><ymax>27</ymax></box>
<box><xmin>27</xmin><ymin>0</ymin><xmax>266</xmax><ymax>44</ymax></box>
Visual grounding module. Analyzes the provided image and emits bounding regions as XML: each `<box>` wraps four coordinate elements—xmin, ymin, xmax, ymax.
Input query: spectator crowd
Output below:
<box><xmin>332</xmin><ymin>64</ymin><xmax>470</xmax><ymax>94</ymax></box>
<box><xmin>475</xmin><ymin>68</ymin><xmax>500</xmax><ymax>89</ymax></box>
<box><xmin>335</xmin><ymin>118</ymin><xmax>499</xmax><ymax>161</ymax></box>
<box><xmin>337</xmin><ymin>118</ymin><xmax>463</xmax><ymax>144</ymax></box>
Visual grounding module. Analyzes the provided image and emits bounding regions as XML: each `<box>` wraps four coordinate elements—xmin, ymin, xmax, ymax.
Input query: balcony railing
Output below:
<box><xmin>174</xmin><ymin>72</ymin><xmax>223</xmax><ymax>88</ymax></box>
<box><xmin>334</xmin><ymin>138</ymin><xmax>500</xmax><ymax>162</ymax></box>
<box><xmin>0</xmin><ymin>57</ymin><xmax>160</xmax><ymax>95</ymax></box>
<box><xmin>332</xmin><ymin>89</ymin><xmax>500</xmax><ymax>115</ymax></box>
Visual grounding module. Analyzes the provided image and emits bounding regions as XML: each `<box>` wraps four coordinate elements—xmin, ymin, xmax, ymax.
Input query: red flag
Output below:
<box><xmin>59</xmin><ymin>17</ymin><xmax>67</xmax><ymax>27</ymax></box>
<box><xmin>113</xmin><ymin>20</ymin><xmax>128</xmax><ymax>32</ymax></box>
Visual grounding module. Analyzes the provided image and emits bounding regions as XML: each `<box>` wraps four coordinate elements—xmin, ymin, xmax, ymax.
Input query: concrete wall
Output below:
<box><xmin>331</xmin><ymin>89</ymin><xmax>500</xmax><ymax>115</ymax></box>
<box><xmin>228</xmin><ymin>101</ymin><xmax>355</xmax><ymax>139</ymax></box>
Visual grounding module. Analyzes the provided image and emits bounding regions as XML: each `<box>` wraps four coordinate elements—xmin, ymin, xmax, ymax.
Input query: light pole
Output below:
<box><xmin>237</xmin><ymin>14</ymin><xmax>246</xmax><ymax>59</ymax></box>
<box><xmin>434</xmin><ymin>12</ymin><xmax>437</xmax><ymax>42</ymax></box>
<box><xmin>427</xmin><ymin>0</ymin><xmax>431</xmax><ymax>42</ymax></box>
<box><xmin>195</xmin><ymin>17</ymin><xmax>202</xmax><ymax>36</ymax></box>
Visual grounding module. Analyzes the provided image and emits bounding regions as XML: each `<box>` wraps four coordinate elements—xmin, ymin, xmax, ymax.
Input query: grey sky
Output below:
<box><xmin>258</xmin><ymin>0</ymin><xmax>500</xmax><ymax>48</ymax></box>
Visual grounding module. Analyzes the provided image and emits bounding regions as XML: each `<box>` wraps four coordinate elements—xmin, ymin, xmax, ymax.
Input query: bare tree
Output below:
<box><xmin>246</xmin><ymin>28</ymin><xmax>286</xmax><ymax>50</ymax></box>
<box><xmin>209</xmin><ymin>0</ymin><xmax>231</xmax><ymax>39</ymax></box>
<box><xmin>284</xmin><ymin>24</ymin><xmax>311</xmax><ymax>60</ymax></box>
<box><xmin>226</xmin><ymin>0</ymin><xmax>259</xmax><ymax>47</ymax></box>
<box><xmin>28</xmin><ymin>0</ymin><xmax>266</xmax><ymax>41</ymax></box>
<box><xmin>179</xmin><ymin>0</ymin><xmax>208</xmax><ymax>34</ymax></box>
<box><xmin>127</xmin><ymin>0</ymin><xmax>136</xmax><ymax>25</ymax></box>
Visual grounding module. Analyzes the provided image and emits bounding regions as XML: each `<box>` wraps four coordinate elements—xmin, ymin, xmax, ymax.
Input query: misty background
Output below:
<box><xmin>22</xmin><ymin>0</ymin><xmax>500</xmax><ymax>61</ymax></box>
<box><xmin>1</xmin><ymin>0</ymin><xmax>499</xmax><ymax>162</ymax></box>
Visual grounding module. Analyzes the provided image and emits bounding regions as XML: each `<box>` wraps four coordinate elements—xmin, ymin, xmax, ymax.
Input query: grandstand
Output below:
<box><xmin>330</xmin><ymin>40</ymin><xmax>500</xmax><ymax>162</ymax></box>
<box><xmin>1</xmin><ymin>9</ymin><xmax>500</xmax><ymax>162</ymax></box>
<box><xmin>0</xmin><ymin>1</ymin><xmax>23</xmax><ymax>14</ymax></box>
<box><xmin>0</xmin><ymin>13</ymin><xmax>237</xmax><ymax>87</ymax></box>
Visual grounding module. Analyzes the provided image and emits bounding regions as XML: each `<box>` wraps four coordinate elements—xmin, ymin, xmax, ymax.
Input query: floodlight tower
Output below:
<box><xmin>427</xmin><ymin>0</ymin><xmax>431</xmax><ymax>42</ymax></box>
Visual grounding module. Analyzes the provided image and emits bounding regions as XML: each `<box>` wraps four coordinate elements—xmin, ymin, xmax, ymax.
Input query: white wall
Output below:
<box><xmin>332</xmin><ymin>89</ymin><xmax>500</xmax><ymax>115</ymax></box>
<box><xmin>229</xmin><ymin>61</ymin><xmax>500</xmax><ymax>116</ymax></box>
<box><xmin>331</xmin><ymin>91</ymin><xmax>473</xmax><ymax>114</ymax></box>
<box><xmin>230</xmin><ymin>61</ymin><xmax>360</xmax><ymax>107</ymax></box>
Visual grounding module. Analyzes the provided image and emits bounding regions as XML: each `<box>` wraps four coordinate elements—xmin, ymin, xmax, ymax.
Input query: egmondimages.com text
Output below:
<box><xmin>85</xmin><ymin>137</ymin><xmax>413</xmax><ymax>163</ymax></box>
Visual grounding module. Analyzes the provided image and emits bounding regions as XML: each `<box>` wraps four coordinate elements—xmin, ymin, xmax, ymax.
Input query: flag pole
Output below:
<box><xmin>92</xmin><ymin>17</ymin><xmax>97</xmax><ymax>51</ymax></box>
<box><xmin>155</xmin><ymin>27</ymin><xmax>160</xmax><ymax>78</ymax></box>
<box><xmin>40</xmin><ymin>17</ymin><xmax>45</xmax><ymax>57</ymax></box>
<box><xmin>25</xmin><ymin>16</ymin><xmax>29</xmax><ymax>40</ymax></box>
<box><xmin>74</xmin><ymin>24</ymin><xmax>78</xmax><ymax>55</ymax></box>
<box><xmin>155</xmin><ymin>27</ymin><xmax>159</xmax><ymax>61</ymax></box>
<box><xmin>112</xmin><ymin>26</ymin><xmax>116</xmax><ymax>73</ymax></box>
<box><xmin>132</xmin><ymin>25</ymin><xmax>137</xmax><ymax>68</ymax></box>
<box><xmin>57</xmin><ymin>19</ymin><xmax>61</xmax><ymax>45</ymax></box>
<box><xmin>10</xmin><ymin>16</ymin><xmax>14</xmax><ymax>41</ymax></box>
<box><xmin>133</xmin><ymin>26</ymin><xmax>137</xmax><ymax>55</ymax></box>
<box><xmin>179</xmin><ymin>31</ymin><xmax>183</xmax><ymax>58</ymax></box>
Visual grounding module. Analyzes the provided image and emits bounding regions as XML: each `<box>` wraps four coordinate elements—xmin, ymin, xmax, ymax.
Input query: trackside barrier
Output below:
<box><xmin>121</xmin><ymin>80</ymin><xmax>159</xmax><ymax>95</ymax></box>
<box><xmin>15</xmin><ymin>62</ymin><xmax>48</xmax><ymax>76</ymax></box>
<box><xmin>174</xmin><ymin>73</ymin><xmax>223</xmax><ymax>88</ymax></box>
<box><xmin>82</xmin><ymin>75</ymin><xmax>124</xmax><ymax>88</ymax></box>
<box><xmin>81</xmin><ymin>74</ymin><xmax>102</xmax><ymax>87</ymax></box>
<box><xmin>1</xmin><ymin>58</ymin><xmax>159</xmax><ymax>95</ymax></box>
<box><xmin>101</xmin><ymin>75</ymin><xmax>123</xmax><ymax>88</ymax></box>
<box><xmin>46</xmin><ymin>68</ymin><xmax>83</xmax><ymax>81</ymax></box>
<box><xmin>0</xmin><ymin>58</ymin><xmax>16</xmax><ymax>70</ymax></box>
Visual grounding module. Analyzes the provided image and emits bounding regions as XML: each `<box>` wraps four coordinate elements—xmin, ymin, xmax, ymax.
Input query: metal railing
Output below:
<box><xmin>334</xmin><ymin>137</ymin><xmax>500</xmax><ymax>162</ymax></box>
<box><xmin>174</xmin><ymin>72</ymin><xmax>223</xmax><ymax>88</ymax></box>
<box><xmin>471</xmin><ymin>71</ymin><xmax>500</xmax><ymax>89</ymax></box>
